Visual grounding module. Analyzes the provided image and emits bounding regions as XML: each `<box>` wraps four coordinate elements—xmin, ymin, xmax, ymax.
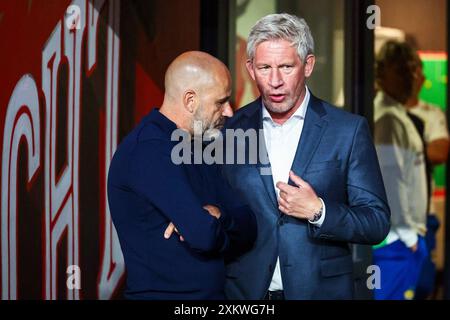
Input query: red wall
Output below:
<box><xmin>0</xmin><ymin>0</ymin><xmax>199</xmax><ymax>299</ymax></box>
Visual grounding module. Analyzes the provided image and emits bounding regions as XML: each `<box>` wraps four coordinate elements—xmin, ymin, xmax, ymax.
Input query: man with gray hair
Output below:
<box><xmin>222</xmin><ymin>13</ymin><xmax>390</xmax><ymax>299</ymax></box>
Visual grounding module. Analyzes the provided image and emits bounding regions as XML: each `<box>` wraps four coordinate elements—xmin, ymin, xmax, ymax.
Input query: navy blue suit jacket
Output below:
<box><xmin>222</xmin><ymin>95</ymin><xmax>390</xmax><ymax>299</ymax></box>
<box><xmin>107</xmin><ymin>109</ymin><xmax>256</xmax><ymax>300</ymax></box>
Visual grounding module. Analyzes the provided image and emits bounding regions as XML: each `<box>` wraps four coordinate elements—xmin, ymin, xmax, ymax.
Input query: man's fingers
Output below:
<box><xmin>164</xmin><ymin>223</ymin><xmax>184</xmax><ymax>241</ymax></box>
<box><xmin>278</xmin><ymin>197</ymin><xmax>290</xmax><ymax>210</ymax></box>
<box><xmin>289</xmin><ymin>170</ymin><xmax>305</xmax><ymax>187</ymax></box>
<box><xmin>174</xmin><ymin>227</ymin><xmax>185</xmax><ymax>241</ymax></box>
<box><xmin>276</xmin><ymin>181</ymin><xmax>296</xmax><ymax>193</ymax></box>
<box><xmin>279</xmin><ymin>190</ymin><xmax>288</xmax><ymax>201</ymax></box>
<box><xmin>278</xmin><ymin>205</ymin><xmax>290</xmax><ymax>215</ymax></box>
<box><xmin>203</xmin><ymin>205</ymin><xmax>221</xmax><ymax>219</ymax></box>
<box><xmin>164</xmin><ymin>223</ymin><xmax>175</xmax><ymax>239</ymax></box>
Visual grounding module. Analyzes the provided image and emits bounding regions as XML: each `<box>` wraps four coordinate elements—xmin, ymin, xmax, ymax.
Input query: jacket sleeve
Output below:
<box><xmin>308</xmin><ymin>117</ymin><xmax>391</xmax><ymax>244</ymax></box>
<box><xmin>129</xmin><ymin>140</ymin><xmax>230</xmax><ymax>254</ymax></box>
<box><xmin>217</xmin><ymin>177</ymin><xmax>257</xmax><ymax>261</ymax></box>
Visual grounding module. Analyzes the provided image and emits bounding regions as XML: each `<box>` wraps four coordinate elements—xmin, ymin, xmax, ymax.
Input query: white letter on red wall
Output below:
<box><xmin>42</xmin><ymin>0</ymin><xmax>86</xmax><ymax>300</ymax></box>
<box><xmin>88</xmin><ymin>0</ymin><xmax>125</xmax><ymax>300</ymax></box>
<box><xmin>1</xmin><ymin>75</ymin><xmax>41</xmax><ymax>300</ymax></box>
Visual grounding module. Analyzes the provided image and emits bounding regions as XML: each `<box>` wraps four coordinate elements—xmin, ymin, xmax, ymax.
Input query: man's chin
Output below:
<box><xmin>263</xmin><ymin>101</ymin><xmax>293</xmax><ymax>114</ymax></box>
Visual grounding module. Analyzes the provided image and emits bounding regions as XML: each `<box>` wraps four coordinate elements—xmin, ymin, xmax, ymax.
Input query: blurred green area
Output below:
<box><xmin>419</xmin><ymin>53</ymin><xmax>447</xmax><ymax>189</ymax></box>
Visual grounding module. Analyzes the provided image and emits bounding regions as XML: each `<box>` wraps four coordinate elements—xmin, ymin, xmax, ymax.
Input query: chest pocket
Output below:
<box><xmin>306</xmin><ymin>160</ymin><xmax>341</xmax><ymax>174</ymax></box>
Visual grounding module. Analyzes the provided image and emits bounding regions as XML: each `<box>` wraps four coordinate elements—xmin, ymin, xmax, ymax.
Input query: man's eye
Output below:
<box><xmin>281</xmin><ymin>65</ymin><xmax>293</xmax><ymax>70</ymax></box>
<box><xmin>216</xmin><ymin>101</ymin><xmax>227</xmax><ymax>108</ymax></box>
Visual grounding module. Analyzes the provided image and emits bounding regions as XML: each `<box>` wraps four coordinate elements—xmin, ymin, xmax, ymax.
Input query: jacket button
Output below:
<box><xmin>278</xmin><ymin>218</ymin><xmax>284</xmax><ymax>226</ymax></box>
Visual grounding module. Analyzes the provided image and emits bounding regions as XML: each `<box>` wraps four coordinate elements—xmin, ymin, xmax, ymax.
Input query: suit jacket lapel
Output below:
<box><xmin>289</xmin><ymin>94</ymin><xmax>328</xmax><ymax>183</ymax></box>
<box><xmin>257</xmin><ymin>143</ymin><xmax>279</xmax><ymax>214</ymax></box>
<box><xmin>242</xmin><ymin>99</ymin><xmax>279</xmax><ymax>212</ymax></box>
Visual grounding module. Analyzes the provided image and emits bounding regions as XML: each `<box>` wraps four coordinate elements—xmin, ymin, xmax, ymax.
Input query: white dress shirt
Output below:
<box><xmin>262</xmin><ymin>88</ymin><xmax>326</xmax><ymax>291</ymax></box>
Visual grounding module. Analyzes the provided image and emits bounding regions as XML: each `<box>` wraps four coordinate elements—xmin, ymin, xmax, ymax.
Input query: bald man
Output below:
<box><xmin>107</xmin><ymin>51</ymin><xmax>256</xmax><ymax>300</ymax></box>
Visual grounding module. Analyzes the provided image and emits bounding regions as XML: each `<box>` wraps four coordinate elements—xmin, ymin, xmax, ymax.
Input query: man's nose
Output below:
<box><xmin>269</xmin><ymin>68</ymin><xmax>284</xmax><ymax>88</ymax></box>
<box><xmin>222</xmin><ymin>102</ymin><xmax>234</xmax><ymax>118</ymax></box>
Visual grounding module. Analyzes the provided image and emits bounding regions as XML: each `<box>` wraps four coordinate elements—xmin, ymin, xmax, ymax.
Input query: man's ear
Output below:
<box><xmin>183</xmin><ymin>90</ymin><xmax>197</xmax><ymax>113</ymax></box>
<box><xmin>246</xmin><ymin>59</ymin><xmax>256</xmax><ymax>81</ymax></box>
<box><xmin>304</xmin><ymin>54</ymin><xmax>315</xmax><ymax>78</ymax></box>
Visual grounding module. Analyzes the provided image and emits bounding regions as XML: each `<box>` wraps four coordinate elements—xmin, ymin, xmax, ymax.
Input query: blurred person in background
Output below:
<box><xmin>406</xmin><ymin>57</ymin><xmax>449</xmax><ymax>299</ymax></box>
<box><xmin>373</xmin><ymin>40</ymin><xmax>429</xmax><ymax>300</ymax></box>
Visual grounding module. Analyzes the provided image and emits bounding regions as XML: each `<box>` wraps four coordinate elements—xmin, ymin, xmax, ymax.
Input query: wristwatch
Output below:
<box><xmin>310</xmin><ymin>198</ymin><xmax>324</xmax><ymax>222</ymax></box>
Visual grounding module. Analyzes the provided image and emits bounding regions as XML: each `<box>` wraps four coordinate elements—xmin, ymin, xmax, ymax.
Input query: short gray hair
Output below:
<box><xmin>247</xmin><ymin>13</ymin><xmax>315</xmax><ymax>62</ymax></box>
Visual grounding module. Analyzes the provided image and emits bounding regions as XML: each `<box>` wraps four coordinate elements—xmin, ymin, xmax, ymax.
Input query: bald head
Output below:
<box><xmin>164</xmin><ymin>51</ymin><xmax>230</xmax><ymax>104</ymax></box>
<box><xmin>160</xmin><ymin>51</ymin><xmax>232</xmax><ymax>134</ymax></box>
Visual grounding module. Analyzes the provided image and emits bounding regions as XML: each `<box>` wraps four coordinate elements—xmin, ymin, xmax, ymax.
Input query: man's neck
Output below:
<box><xmin>160</xmin><ymin>105</ymin><xmax>190</xmax><ymax>132</ymax></box>
<box><xmin>269</xmin><ymin>104</ymin><xmax>301</xmax><ymax>125</ymax></box>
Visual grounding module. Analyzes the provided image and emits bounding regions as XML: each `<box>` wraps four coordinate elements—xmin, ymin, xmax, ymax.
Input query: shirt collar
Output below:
<box><xmin>262</xmin><ymin>87</ymin><xmax>310</xmax><ymax>122</ymax></box>
<box><xmin>146</xmin><ymin>108</ymin><xmax>178</xmax><ymax>134</ymax></box>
